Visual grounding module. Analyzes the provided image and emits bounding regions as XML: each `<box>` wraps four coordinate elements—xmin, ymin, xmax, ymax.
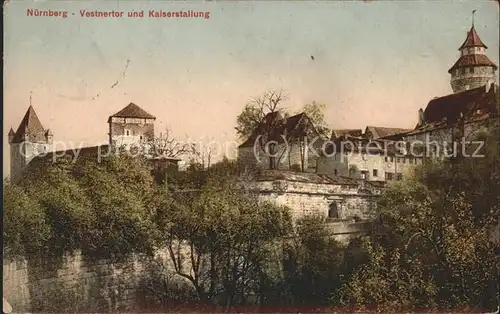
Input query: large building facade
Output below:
<box><xmin>316</xmin><ymin>22</ymin><xmax>498</xmax><ymax>182</ymax></box>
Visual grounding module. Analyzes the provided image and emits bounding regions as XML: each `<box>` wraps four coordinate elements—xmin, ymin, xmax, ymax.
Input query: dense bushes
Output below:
<box><xmin>5</xmin><ymin>154</ymin><xmax>159</xmax><ymax>259</ymax></box>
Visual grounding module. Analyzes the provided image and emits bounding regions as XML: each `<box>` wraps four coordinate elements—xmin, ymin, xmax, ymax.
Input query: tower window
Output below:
<box><xmin>373</xmin><ymin>169</ymin><xmax>378</xmax><ymax>177</ymax></box>
<box><xmin>126</xmin><ymin>130</ymin><xmax>130</xmax><ymax>136</ymax></box>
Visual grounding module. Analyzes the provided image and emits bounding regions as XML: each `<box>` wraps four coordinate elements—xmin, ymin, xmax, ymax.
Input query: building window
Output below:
<box><xmin>397</xmin><ymin>173</ymin><xmax>403</xmax><ymax>181</ymax></box>
<box><xmin>140</xmin><ymin>135</ymin><xmax>143</xmax><ymax>140</ymax></box>
<box><xmin>125</xmin><ymin>129</ymin><xmax>130</xmax><ymax>136</ymax></box>
<box><xmin>384</xmin><ymin>156</ymin><xmax>388</xmax><ymax>162</ymax></box>
<box><xmin>361</xmin><ymin>171</ymin><xmax>368</xmax><ymax>180</ymax></box>
<box><xmin>373</xmin><ymin>169</ymin><xmax>378</xmax><ymax>177</ymax></box>
<box><xmin>386</xmin><ymin>172</ymin><xmax>393</xmax><ymax>181</ymax></box>
<box><xmin>402</xmin><ymin>158</ymin><xmax>406</xmax><ymax>164</ymax></box>
<box><xmin>390</xmin><ymin>156</ymin><xmax>394</xmax><ymax>162</ymax></box>
<box><xmin>334</xmin><ymin>169</ymin><xmax>338</xmax><ymax>176</ymax></box>
<box><xmin>328</xmin><ymin>203</ymin><xmax>339</xmax><ymax>219</ymax></box>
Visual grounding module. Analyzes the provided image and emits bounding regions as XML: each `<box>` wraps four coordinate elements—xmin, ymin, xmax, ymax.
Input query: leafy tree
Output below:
<box><xmin>283</xmin><ymin>215</ymin><xmax>344</xmax><ymax>307</ymax></box>
<box><xmin>6</xmin><ymin>153</ymin><xmax>160</xmax><ymax>260</ymax></box>
<box><xmin>3</xmin><ymin>181</ymin><xmax>51</xmax><ymax>258</ymax></box>
<box><xmin>338</xmin><ymin>127</ymin><xmax>500</xmax><ymax>313</ymax></box>
<box><xmin>156</xmin><ymin>171</ymin><xmax>293</xmax><ymax>309</ymax></box>
<box><xmin>75</xmin><ymin>154</ymin><xmax>159</xmax><ymax>258</ymax></box>
<box><xmin>235</xmin><ymin>90</ymin><xmax>288</xmax><ymax>141</ymax></box>
<box><xmin>300</xmin><ymin>101</ymin><xmax>331</xmax><ymax>139</ymax></box>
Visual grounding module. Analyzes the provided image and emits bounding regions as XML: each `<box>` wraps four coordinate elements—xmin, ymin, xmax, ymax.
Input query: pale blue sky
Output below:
<box><xmin>3</xmin><ymin>0</ymin><xmax>499</xmax><ymax>176</ymax></box>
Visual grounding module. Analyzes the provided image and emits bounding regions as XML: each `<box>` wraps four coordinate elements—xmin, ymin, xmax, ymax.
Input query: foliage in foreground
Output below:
<box><xmin>3</xmin><ymin>122</ymin><xmax>500</xmax><ymax>312</ymax></box>
<box><xmin>337</xmin><ymin>124</ymin><xmax>500</xmax><ymax>312</ymax></box>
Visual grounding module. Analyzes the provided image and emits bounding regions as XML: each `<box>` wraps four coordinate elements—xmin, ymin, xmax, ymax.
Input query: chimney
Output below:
<box><xmin>485</xmin><ymin>80</ymin><xmax>495</xmax><ymax>93</ymax></box>
<box><xmin>45</xmin><ymin>129</ymin><xmax>53</xmax><ymax>144</ymax></box>
<box><xmin>282</xmin><ymin>113</ymin><xmax>288</xmax><ymax>125</ymax></box>
<box><xmin>418</xmin><ymin>108</ymin><xmax>425</xmax><ymax>126</ymax></box>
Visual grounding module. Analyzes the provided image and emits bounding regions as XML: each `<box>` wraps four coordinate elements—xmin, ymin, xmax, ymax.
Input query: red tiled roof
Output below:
<box><xmin>11</xmin><ymin>106</ymin><xmax>47</xmax><ymax>143</ymax></box>
<box><xmin>109</xmin><ymin>103</ymin><xmax>156</xmax><ymax>122</ymax></box>
<box><xmin>448</xmin><ymin>54</ymin><xmax>497</xmax><ymax>73</ymax></box>
<box><xmin>459</xmin><ymin>26</ymin><xmax>488</xmax><ymax>50</ymax></box>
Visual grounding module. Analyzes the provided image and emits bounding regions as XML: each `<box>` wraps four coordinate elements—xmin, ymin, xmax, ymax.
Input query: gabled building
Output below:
<box><xmin>237</xmin><ymin>112</ymin><xmax>325</xmax><ymax>172</ymax></box>
<box><xmin>108</xmin><ymin>102</ymin><xmax>156</xmax><ymax>149</ymax></box>
<box><xmin>317</xmin><ymin>128</ymin><xmax>422</xmax><ymax>182</ymax></box>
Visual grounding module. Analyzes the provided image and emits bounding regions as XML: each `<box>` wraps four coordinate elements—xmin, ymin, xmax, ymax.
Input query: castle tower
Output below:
<box><xmin>108</xmin><ymin>102</ymin><xmax>156</xmax><ymax>150</ymax></box>
<box><xmin>8</xmin><ymin>105</ymin><xmax>53</xmax><ymax>183</ymax></box>
<box><xmin>448</xmin><ymin>13</ymin><xmax>497</xmax><ymax>93</ymax></box>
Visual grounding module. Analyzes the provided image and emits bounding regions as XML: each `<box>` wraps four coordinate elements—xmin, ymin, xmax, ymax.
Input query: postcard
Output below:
<box><xmin>3</xmin><ymin>0</ymin><xmax>500</xmax><ymax>313</ymax></box>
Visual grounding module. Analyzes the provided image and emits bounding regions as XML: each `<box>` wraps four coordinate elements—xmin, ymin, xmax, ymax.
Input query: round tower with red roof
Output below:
<box><xmin>449</xmin><ymin>16</ymin><xmax>497</xmax><ymax>94</ymax></box>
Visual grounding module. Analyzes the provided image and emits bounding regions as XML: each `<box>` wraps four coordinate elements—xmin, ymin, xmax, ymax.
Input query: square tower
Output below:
<box><xmin>108</xmin><ymin>102</ymin><xmax>156</xmax><ymax>151</ymax></box>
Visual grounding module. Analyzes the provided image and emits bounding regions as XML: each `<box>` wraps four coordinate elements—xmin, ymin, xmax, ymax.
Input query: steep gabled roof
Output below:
<box><xmin>459</xmin><ymin>26</ymin><xmax>488</xmax><ymax>50</ymax></box>
<box><xmin>238</xmin><ymin>112</ymin><xmax>318</xmax><ymax>148</ymax></box>
<box><xmin>108</xmin><ymin>103</ymin><xmax>156</xmax><ymax>122</ymax></box>
<box><xmin>424</xmin><ymin>84</ymin><xmax>497</xmax><ymax>123</ymax></box>
<box><xmin>408</xmin><ymin>84</ymin><xmax>498</xmax><ymax>135</ymax></box>
<box><xmin>11</xmin><ymin>106</ymin><xmax>47</xmax><ymax>143</ymax></box>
